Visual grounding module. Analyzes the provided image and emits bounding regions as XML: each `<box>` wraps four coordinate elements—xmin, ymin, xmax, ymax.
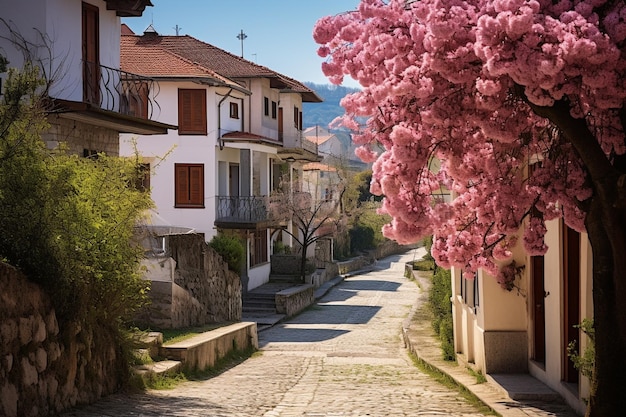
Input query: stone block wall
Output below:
<box><xmin>0</xmin><ymin>263</ymin><xmax>126</xmax><ymax>417</ymax></box>
<box><xmin>135</xmin><ymin>234</ymin><xmax>242</xmax><ymax>329</ymax></box>
<box><xmin>169</xmin><ymin>234</ymin><xmax>242</xmax><ymax>324</ymax></box>
<box><xmin>42</xmin><ymin>116</ymin><xmax>120</xmax><ymax>156</ymax></box>
<box><xmin>275</xmin><ymin>285</ymin><xmax>314</xmax><ymax>317</ymax></box>
<box><xmin>270</xmin><ymin>254</ymin><xmax>301</xmax><ymax>275</ymax></box>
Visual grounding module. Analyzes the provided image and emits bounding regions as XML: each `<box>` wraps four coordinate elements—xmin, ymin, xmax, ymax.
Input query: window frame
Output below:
<box><xmin>174</xmin><ymin>163</ymin><xmax>205</xmax><ymax>208</ymax></box>
<box><xmin>264</xmin><ymin>96</ymin><xmax>269</xmax><ymax>116</ymax></box>
<box><xmin>271</xmin><ymin>101</ymin><xmax>277</xmax><ymax>119</ymax></box>
<box><xmin>250</xmin><ymin>229</ymin><xmax>269</xmax><ymax>267</ymax></box>
<box><xmin>229</xmin><ymin>101</ymin><xmax>239</xmax><ymax>119</ymax></box>
<box><xmin>178</xmin><ymin>89</ymin><xmax>207</xmax><ymax>135</ymax></box>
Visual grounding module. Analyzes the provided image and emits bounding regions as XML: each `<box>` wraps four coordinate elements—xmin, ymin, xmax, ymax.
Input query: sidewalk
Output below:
<box><xmin>306</xmin><ymin>250</ymin><xmax>580</xmax><ymax>417</ymax></box>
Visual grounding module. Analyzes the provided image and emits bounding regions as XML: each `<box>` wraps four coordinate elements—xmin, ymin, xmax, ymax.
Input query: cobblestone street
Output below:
<box><xmin>62</xmin><ymin>251</ymin><xmax>489</xmax><ymax>417</ymax></box>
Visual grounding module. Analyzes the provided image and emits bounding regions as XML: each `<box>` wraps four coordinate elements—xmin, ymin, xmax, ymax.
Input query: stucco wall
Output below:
<box><xmin>0</xmin><ymin>263</ymin><xmax>126</xmax><ymax>417</ymax></box>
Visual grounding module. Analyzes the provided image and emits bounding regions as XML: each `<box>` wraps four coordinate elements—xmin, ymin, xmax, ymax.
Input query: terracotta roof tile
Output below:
<box><xmin>121</xmin><ymin>32</ymin><xmax>322</xmax><ymax>102</ymax></box>
<box><xmin>121</xmin><ymin>35</ymin><xmax>244</xmax><ymax>90</ymax></box>
<box><xmin>303</xmin><ymin>162</ymin><xmax>337</xmax><ymax>172</ymax></box>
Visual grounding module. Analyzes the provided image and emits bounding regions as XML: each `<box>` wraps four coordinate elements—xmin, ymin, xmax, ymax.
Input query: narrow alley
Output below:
<box><xmin>62</xmin><ymin>251</ymin><xmax>488</xmax><ymax>417</ymax></box>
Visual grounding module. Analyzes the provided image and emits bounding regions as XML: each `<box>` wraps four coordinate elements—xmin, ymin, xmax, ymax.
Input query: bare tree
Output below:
<box><xmin>270</xmin><ymin>190</ymin><xmax>344</xmax><ymax>282</ymax></box>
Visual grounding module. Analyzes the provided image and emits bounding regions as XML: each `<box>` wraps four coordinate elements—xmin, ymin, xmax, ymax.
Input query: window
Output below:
<box><xmin>178</xmin><ymin>89</ymin><xmax>207</xmax><ymax>135</ymax></box>
<box><xmin>271</xmin><ymin>101</ymin><xmax>277</xmax><ymax>119</ymax></box>
<box><xmin>293</xmin><ymin>106</ymin><xmax>302</xmax><ymax>130</ymax></box>
<box><xmin>124</xmin><ymin>81</ymin><xmax>148</xmax><ymax>119</ymax></box>
<box><xmin>250</xmin><ymin>229</ymin><xmax>268</xmax><ymax>267</ymax></box>
<box><xmin>229</xmin><ymin>102</ymin><xmax>239</xmax><ymax>119</ymax></box>
<box><xmin>175</xmin><ymin>163</ymin><xmax>204</xmax><ymax>207</ymax></box>
<box><xmin>264</xmin><ymin>96</ymin><xmax>269</xmax><ymax>116</ymax></box>
<box><xmin>83</xmin><ymin>149</ymin><xmax>100</xmax><ymax>159</ymax></box>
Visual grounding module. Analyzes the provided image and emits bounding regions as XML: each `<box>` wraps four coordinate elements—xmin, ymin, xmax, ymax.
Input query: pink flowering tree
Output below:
<box><xmin>314</xmin><ymin>1</ymin><xmax>626</xmax><ymax>415</ymax></box>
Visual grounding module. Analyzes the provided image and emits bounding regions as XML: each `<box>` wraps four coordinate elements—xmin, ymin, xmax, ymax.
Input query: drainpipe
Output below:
<box><xmin>217</xmin><ymin>88</ymin><xmax>234</xmax><ymax>150</ymax></box>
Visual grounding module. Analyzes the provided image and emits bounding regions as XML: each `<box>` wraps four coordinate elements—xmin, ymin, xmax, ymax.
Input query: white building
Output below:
<box><xmin>0</xmin><ymin>0</ymin><xmax>172</xmax><ymax>155</ymax></box>
<box><xmin>119</xmin><ymin>25</ymin><xmax>322</xmax><ymax>291</ymax></box>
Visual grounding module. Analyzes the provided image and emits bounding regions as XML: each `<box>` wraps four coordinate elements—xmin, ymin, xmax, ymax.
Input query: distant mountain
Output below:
<box><xmin>302</xmin><ymin>82</ymin><xmax>361</xmax><ymax>129</ymax></box>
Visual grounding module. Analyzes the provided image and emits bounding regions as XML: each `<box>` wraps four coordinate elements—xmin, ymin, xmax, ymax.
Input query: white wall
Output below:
<box><xmin>0</xmin><ymin>0</ymin><xmax>122</xmax><ymax>103</ymax></box>
<box><xmin>120</xmin><ymin>81</ymin><xmax>218</xmax><ymax>239</ymax></box>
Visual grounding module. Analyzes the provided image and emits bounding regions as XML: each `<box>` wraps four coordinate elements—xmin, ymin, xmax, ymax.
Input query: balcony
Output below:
<box><xmin>83</xmin><ymin>61</ymin><xmax>160</xmax><ymax>119</ymax></box>
<box><xmin>215</xmin><ymin>196</ymin><xmax>284</xmax><ymax>229</ymax></box>
<box><xmin>48</xmin><ymin>62</ymin><xmax>174</xmax><ymax>136</ymax></box>
<box><xmin>278</xmin><ymin>133</ymin><xmax>321</xmax><ymax>163</ymax></box>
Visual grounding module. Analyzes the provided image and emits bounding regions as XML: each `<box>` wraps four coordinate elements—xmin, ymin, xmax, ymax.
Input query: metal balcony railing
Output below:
<box><xmin>215</xmin><ymin>196</ymin><xmax>269</xmax><ymax>224</ymax></box>
<box><xmin>83</xmin><ymin>61</ymin><xmax>160</xmax><ymax>119</ymax></box>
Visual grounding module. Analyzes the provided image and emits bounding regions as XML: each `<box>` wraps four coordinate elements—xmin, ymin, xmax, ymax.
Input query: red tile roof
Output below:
<box><xmin>120</xmin><ymin>30</ymin><xmax>322</xmax><ymax>102</ymax></box>
<box><xmin>303</xmin><ymin>162</ymin><xmax>337</xmax><ymax>172</ymax></box>
<box><xmin>121</xmin><ymin>35</ymin><xmax>243</xmax><ymax>89</ymax></box>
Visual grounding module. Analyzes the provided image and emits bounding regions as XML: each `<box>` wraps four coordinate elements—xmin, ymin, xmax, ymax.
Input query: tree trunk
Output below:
<box><xmin>585</xmin><ymin>184</ymin><xmax>626</xmax><ymax>416</ymax></box>
<box><xmin>300</xmin><ymin>243</ymin><xmax>308</xmax><ymax>283</ymax></box>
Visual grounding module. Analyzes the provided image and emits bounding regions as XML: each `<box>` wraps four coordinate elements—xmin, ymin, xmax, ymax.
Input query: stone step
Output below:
<box><xmin>133</xmin><ymin>360</ymin><xmax>182</xmax><ymax>379</ymax></box>
<box><xmin>269</xmin><ymin>274</ymin><xmax>301</xmax><ymax>283</ymax></box>
<box><xmin>161</xmin><ymin>322</ymin><xmax>258</xmax><ymax>371</ymax></box>
<box><xmin>241</xmin><ymin>304</ymin><xmax>276</xmax><ymax>313</ymax></box>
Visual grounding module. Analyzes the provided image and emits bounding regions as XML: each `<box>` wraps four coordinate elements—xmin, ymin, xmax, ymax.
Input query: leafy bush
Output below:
<box><xmin>0</xmin><ymin>64</ymin><xmax>152</xmax><ymax>324</ymax></box>
<box><xmin>209</xmin><ymin>234</ymin><xmax>245</xmax><ymax>272</ymax></box>
<box><xmin>429</xmin><ymin>267</ymin><xmax>455</xmax><ymax>361</ymax></box>
<box><xmin>349</xmin><ymin>225</ymin><xmax>375</xmax><ymax>252</ymax></box>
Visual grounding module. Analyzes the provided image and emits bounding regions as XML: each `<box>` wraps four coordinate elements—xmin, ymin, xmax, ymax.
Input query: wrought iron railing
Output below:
<box><xmin>83</xmin><ymin>61</ymin><xmax>160</xmax><ymax>119</ymax></box>
<box><xmin>215</xmin><ymin>196</ymin><xmax>269</xmax><ymax>223</ymax></box>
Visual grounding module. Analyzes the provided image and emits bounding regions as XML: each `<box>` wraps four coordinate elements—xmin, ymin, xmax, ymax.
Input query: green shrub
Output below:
<box><xmin>423</xmin><ymin>235</ymin><xmax>435</xmax><ymax>262</ymax></box>
<box><xmin>209</xmin><ymin>234</ymin><xmax>245</xmax><ymax>272</ymax></box>
<box><xmin>429</xmin><ymin>267</ymin><xmax>455</xmax><ymax>361</ymax></box>
<box><xmin>349</xmin><ymin>225</ymin><xmax>375</xmax><ymax>252</ymax></box>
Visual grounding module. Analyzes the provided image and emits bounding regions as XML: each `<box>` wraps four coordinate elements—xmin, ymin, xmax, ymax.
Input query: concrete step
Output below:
<box><xmin>269</xmin><ymin>274</ymin><xmax>301</xmax><ymax>283</ymax></box>
<box><xmin>133</xmin><ymin>360</ymin><xmax>182</xmax><ymax>379</ymax></box>
<box><xmin>161</xmin><ymin>322</ymin><xmax>258</xmax><ymax>372</ymax></box>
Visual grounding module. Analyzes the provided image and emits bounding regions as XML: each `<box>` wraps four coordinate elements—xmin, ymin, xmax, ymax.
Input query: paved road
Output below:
<box><xmin>63</xmin><ymin>251</ymin><xmax>489</xmax><ymax>417</ymax></box>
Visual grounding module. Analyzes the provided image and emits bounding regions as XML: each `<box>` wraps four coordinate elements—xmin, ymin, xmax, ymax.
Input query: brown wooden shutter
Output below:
<box><xmin>178</xmin><ymin>89</ymin><xmax>207</xmax><ymax>135</ymax></box>
<box><xmin>175</xmin><ymin>164</ymin><xmax>204</xmax><ymax>207</ymax></box>
<box><xmin>175</xmin><ymin>164</ymin><xmax>189</xmax><ymax>205</ymax></box>
<box><xmin>189</xmin><ymin>165</ymin><xmax>204</xmax><ymax>206</ymax></box>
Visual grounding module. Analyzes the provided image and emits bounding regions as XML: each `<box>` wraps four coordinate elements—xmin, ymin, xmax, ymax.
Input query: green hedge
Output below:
<box><xmin>209</xmin><ymin>234</ymin><xmax>245</xmax><ymax>272</ymax></box>
<box><xmin>429</xmin><ymin>267</ymin><xmax>455</xmax><ymax>361</ymax></box>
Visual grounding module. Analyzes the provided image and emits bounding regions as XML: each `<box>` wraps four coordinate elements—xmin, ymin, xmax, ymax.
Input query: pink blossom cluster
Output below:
<box><xmin>313</xmin><ymin>0</ymin><xmax>625</xmax><ymax>279</ymax></box>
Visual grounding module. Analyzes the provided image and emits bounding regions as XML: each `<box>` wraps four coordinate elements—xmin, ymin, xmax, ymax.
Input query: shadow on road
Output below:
<box><xmin>288</xmin><ymin>304</ymin><xmax>381</xmax><ymax>325</ymax></box>
<box><xmin>259</xmin><ymin>327</ymin><xmax>350</xmax><ymax>345</ymax></box>
<box><xmin>62</xmin><ymin>392</ymin><xmax>228</xmax><ymax>416</ymax></box>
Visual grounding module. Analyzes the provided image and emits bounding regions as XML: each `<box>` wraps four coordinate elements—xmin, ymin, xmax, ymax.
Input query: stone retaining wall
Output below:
<box><xmin>136</xmin><ymin>234</ymin><xmax>242</xmax><ymax>329</ymax></box>
<box><xmin>1</xmin><ymin>263</ymin><xmax>126</xmax><ymax>417</ymax></box>
<box><xmin>275</xmin><ymin>285</ymin><xmax>315</xmax><ymax>317</ymax></box>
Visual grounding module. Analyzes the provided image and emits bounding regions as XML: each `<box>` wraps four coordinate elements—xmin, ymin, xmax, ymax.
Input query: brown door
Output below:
<box><xmin>563</xmin><ymin>224</ymin><xmax>580</xmax><ymax>384</ymax></box>
<box><xmin>532</xmin><ymin>255</ymin><xmax>546</xmax><ymax>364</ymax></box>
<box><xmin>82</xmin><ymin>2</ymin><xmax>100</xmax><ymax>104</ymax></box>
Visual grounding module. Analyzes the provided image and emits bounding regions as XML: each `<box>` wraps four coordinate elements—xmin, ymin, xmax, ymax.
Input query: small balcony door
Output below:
<box><xmin>82</xmin><ymin>2</ymin><xmax>100</xmax><ymax>105</ymax></box>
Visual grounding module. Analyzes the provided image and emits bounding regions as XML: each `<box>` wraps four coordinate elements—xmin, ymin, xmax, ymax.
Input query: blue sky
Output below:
<box><xmin>122</xmin><ymin>1</ymin><xmax>361</xmax><ymax>88</ymax></box>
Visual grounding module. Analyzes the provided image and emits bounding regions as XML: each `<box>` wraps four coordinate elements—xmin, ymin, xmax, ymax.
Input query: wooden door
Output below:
<box><xmin>562</xmin><ymin>224</ymin><xmax>580</xmax><ymax>384</ymax></box>
<box><xmin>532</xmin><ymin>255</ymin><xmax>546</xmax><ymax>364</ymax></box>
<box><xmin>82</xmin><ymin>2</ymin><xmax>100</xmax><ymax>104</ymax></box>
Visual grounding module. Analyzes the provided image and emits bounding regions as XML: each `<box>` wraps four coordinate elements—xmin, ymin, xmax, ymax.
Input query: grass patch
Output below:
<box><xmin>409</xmin><ymin>352</ymin><xmax>499</xmax><ymax>416</ymax></box>
<box><xmin>467</xmin><ymin>367</ymin><xmax>487</xmax><ymax>384</ymax></box>
<box><xmin>411</xmin><ymin>259</ymin><xmax>436</xmax><ymax>271</ymax></box>
<box><xmin>160</xmin><ymin>322</ymin><xmax>234</xmax><ymax>345</ymax></box>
